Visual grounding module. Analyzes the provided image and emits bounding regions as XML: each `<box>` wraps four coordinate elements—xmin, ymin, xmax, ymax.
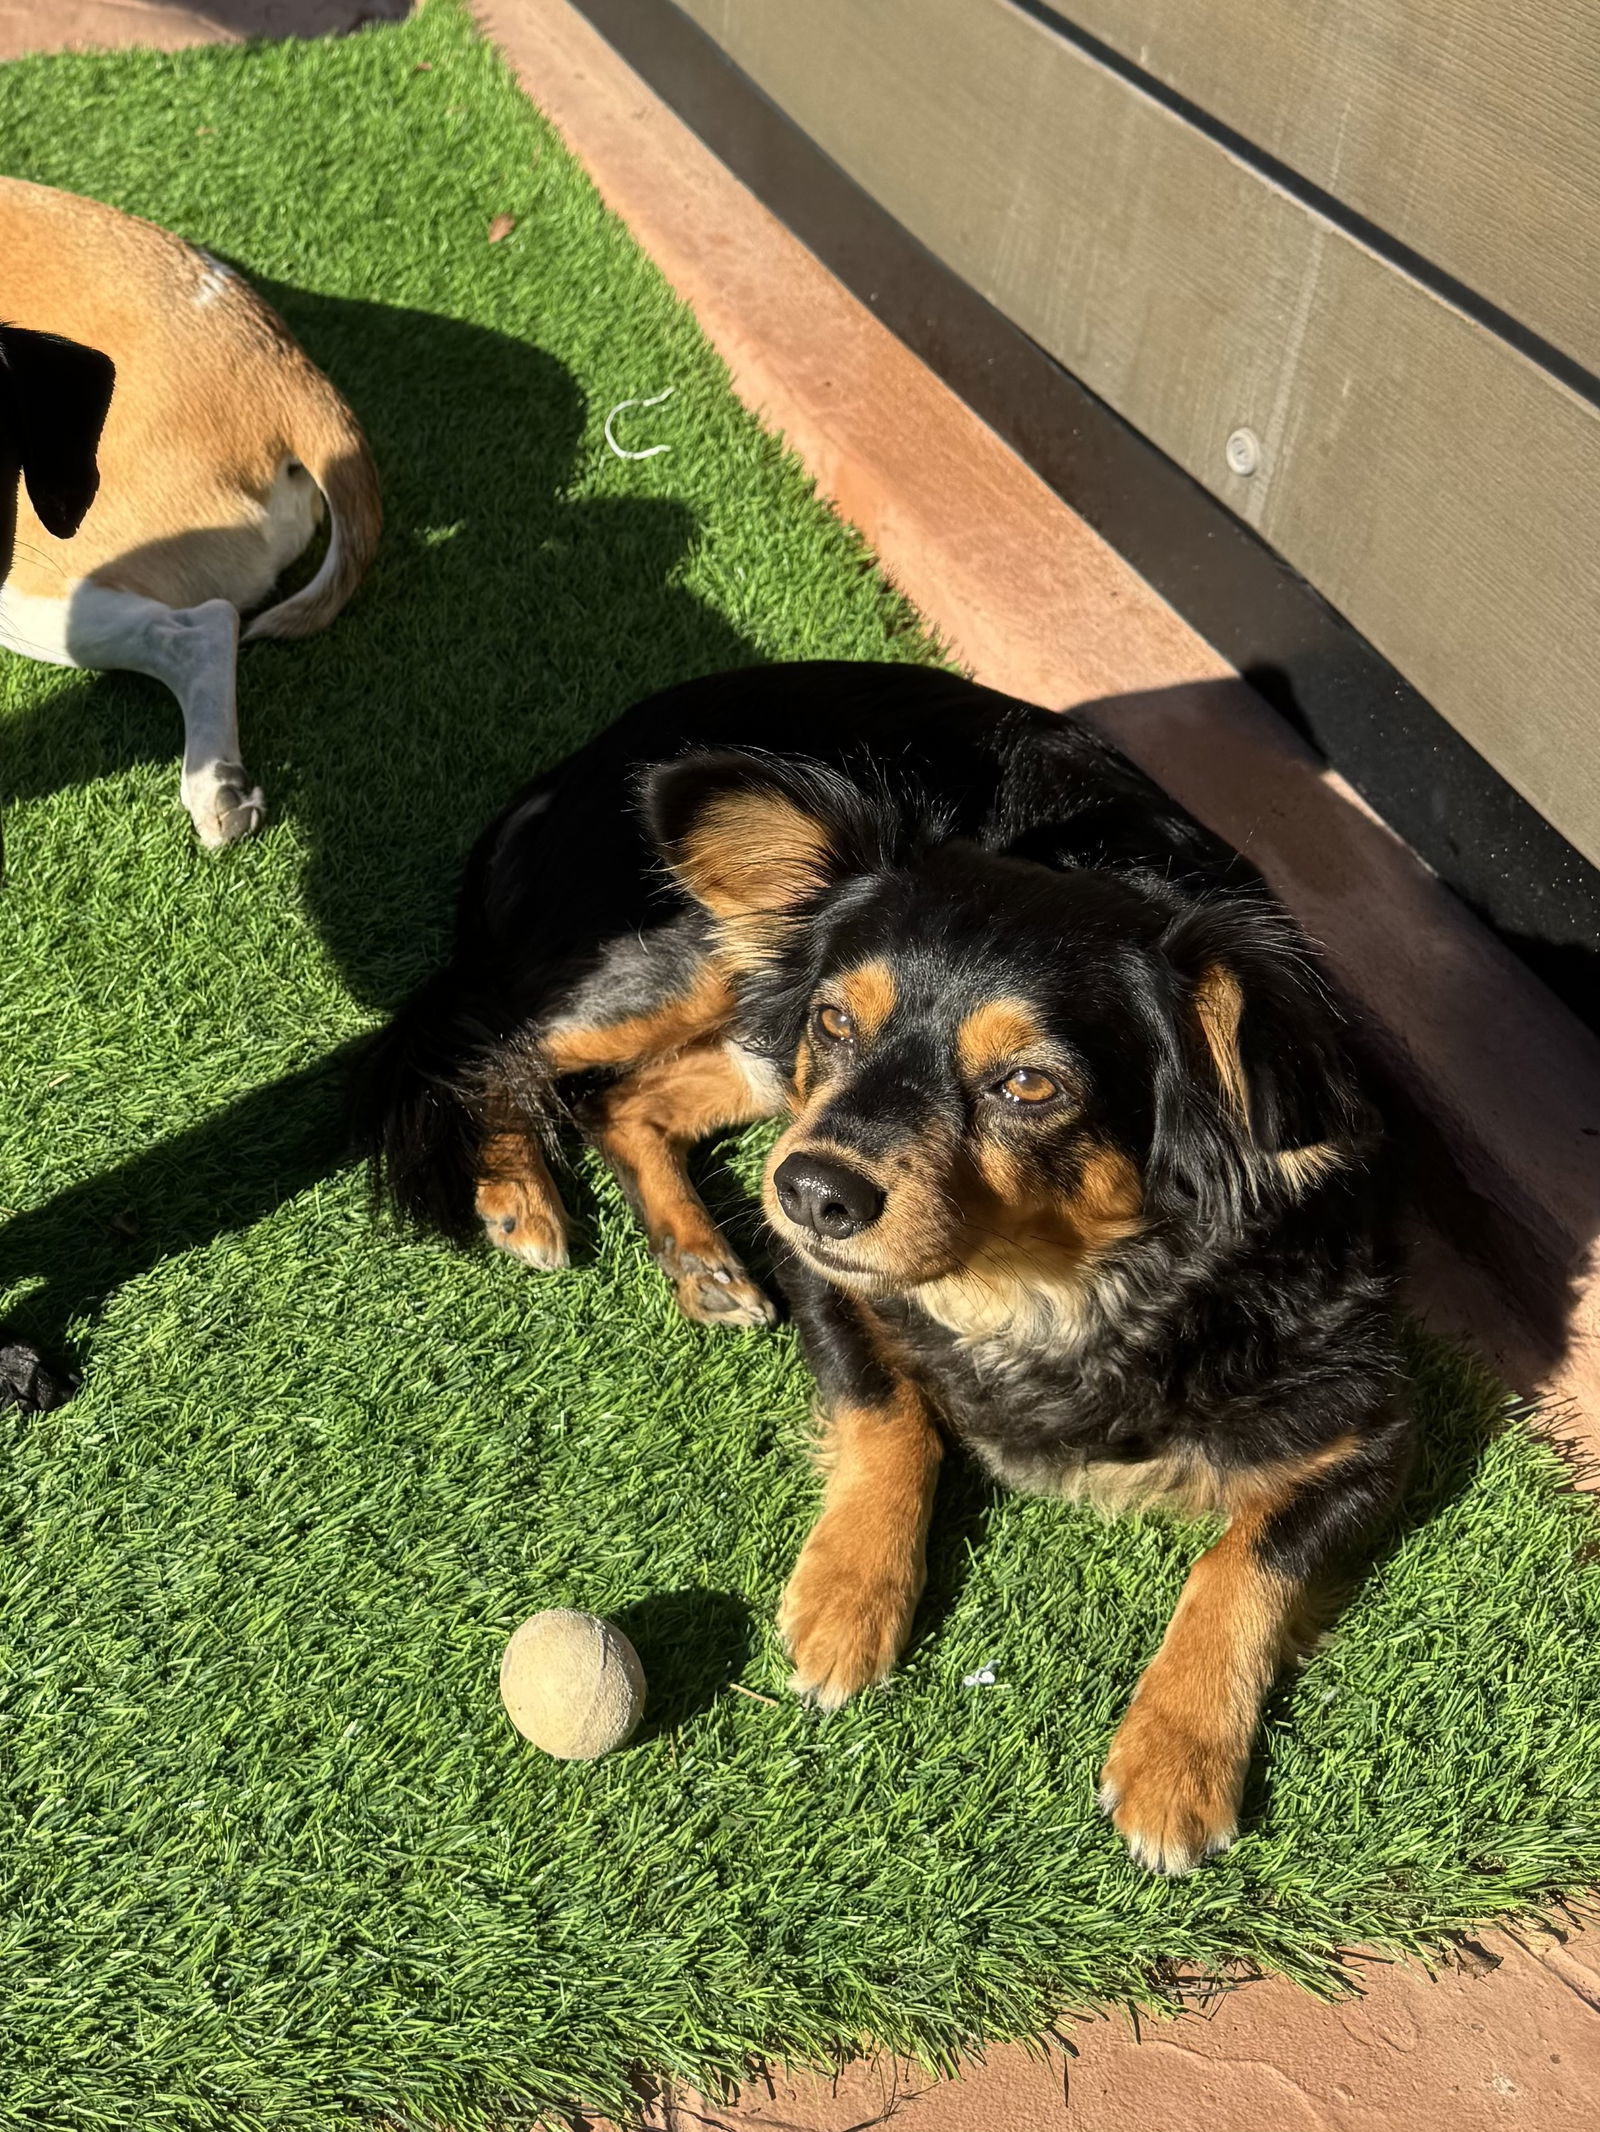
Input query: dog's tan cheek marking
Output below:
<box><xmin>779</xmin><ymin>1380</ymin><xmax>944</xmax><ymax>1709</ymax></box>
<box><xmin>872</xmin><ymin>1124</ymin><xmax>962</xmax><ymax>1255</ymax></box>
<box><xmin>955</xmin><ymin>997</ymin><xmax>1049</xmax><ymax>1082</ymax></box>
<box><xmin>541</xmin><ymin>960</ymin><xmax>735</xmax><ymax>1073</ymax></box>
<box><xmin>923</xmin><ymin>1139</ymin><xmax>1142</xmax><ymax>1338</ymax></box>
<box><xmin>1063</xmin><ymin>1144</ymin><xmax>1144</xmax><ymax>1248</ymax></box>
<box><xmin>971</xmin><ymin>1136</ymin><xmax>1031</xmax><ymax>1207</ymax></box>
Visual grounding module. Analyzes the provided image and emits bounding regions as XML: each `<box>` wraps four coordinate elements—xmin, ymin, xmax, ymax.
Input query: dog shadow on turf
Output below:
<box><xmin>0</xmin><ymin>284</ymin><xmax>762</xmax><ymax>1370</ymax></box>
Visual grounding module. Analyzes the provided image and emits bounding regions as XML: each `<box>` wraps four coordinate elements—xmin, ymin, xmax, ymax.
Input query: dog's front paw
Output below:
<box><xmin>1097</xmin><ymin>1699</ymin><xmax>1245</xmax><ymax>1875</ymax></box>
<box><xmin>778</xmin><ymin>1510</ymin><xmax>923</xmax><ymax>1710</ymax></box>
<box><xmin>661</xmin><ymin>1246</ymin><xmax>776</xmax><ymax>1329</ymax></box>
<box><xmin>476</xmin><ymin>1175</ymin><xmax>571</xmax><ymax>1270</ymax></box>
<box><xmin>187</xmin><ymin>767</ymin><xmax>266</xmax><ymax>847</ymax></box>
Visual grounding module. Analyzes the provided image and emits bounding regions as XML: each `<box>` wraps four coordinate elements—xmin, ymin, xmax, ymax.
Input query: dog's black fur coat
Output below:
<box><xmin>369</xmin><ymin>661</ymin><xmax>1408</xmax><ymax>1590</ymax></box>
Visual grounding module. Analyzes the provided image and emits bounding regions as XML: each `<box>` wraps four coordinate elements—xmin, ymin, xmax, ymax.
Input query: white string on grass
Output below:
<box><xmin>604</xmin><ymin>386</ymin><xmax>676</xmax><ymax>460</ymax></box>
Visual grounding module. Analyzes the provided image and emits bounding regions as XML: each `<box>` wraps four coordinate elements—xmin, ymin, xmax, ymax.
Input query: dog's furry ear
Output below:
<box><xmin>0</xmin><ymin>326</ymin><xmax>115</xmax><ymax>548</ymax></box>
<box><xmin>643</xmin><ymin>751</ymin><xmax>888</xmax><ymax>963</ymax></box>
<box><xmin>1147</xmin><ymin>896</ymin><xmax>1364</xmax><ymax>1227</ymax></box>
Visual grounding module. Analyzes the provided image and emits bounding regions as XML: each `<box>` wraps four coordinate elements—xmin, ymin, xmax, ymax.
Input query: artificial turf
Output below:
<box><xmin>0</xmin><ymin>4</ymin><xmax>1597</xmax><ymax>2126</ymax></box>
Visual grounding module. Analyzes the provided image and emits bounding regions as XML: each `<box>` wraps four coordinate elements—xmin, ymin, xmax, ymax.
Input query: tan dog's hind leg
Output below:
<box><xmin>1</xmin><ymin>578</ymin><xmax>261</xmax><ymax>845</ymax></box>
<box><xmin>90</xmin><ymin>588</ymin><xmax>260</xmax><ymax>846</ymax></box>
<box><xmin>780</xmin><ymin>1381</ymin><xmax>944</xmax><ymax>1707</ymax></box>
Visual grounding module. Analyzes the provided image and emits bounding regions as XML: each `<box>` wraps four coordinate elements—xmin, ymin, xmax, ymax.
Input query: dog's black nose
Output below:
<box><xmin>773</xmin><ymin>1151</ymin><xmax>885</xmax><ymax>1240</ymax></box>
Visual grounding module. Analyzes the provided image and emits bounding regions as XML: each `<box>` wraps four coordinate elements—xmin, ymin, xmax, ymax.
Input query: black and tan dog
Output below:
<box><xmin>367</xmin><ymin>661</ymin><xmax>1409</xmax><ymax>1873</ymax></box>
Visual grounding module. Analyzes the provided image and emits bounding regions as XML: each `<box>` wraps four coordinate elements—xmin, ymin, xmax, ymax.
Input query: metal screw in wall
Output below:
<box><xmin>1225</xmin><ymin>427</ymin><xmax>1261</xmax><ymax>477</ymax></box>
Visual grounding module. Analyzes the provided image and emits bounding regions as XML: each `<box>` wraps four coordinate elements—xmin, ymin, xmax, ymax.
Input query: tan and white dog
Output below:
<box><xmin>0</xmin><ymin>178</ymin><xmax>380</xmax><ymax>845</ymax></box>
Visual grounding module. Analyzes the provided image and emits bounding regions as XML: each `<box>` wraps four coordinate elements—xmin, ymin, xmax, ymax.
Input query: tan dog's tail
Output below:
<box><xmin>244</xmin><ymin>369</ymin><xmax>381</xmax><ymax>642</ymax></box>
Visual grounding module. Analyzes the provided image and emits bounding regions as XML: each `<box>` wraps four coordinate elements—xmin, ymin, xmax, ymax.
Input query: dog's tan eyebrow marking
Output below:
<box><xmin>835</xmin><ymin>958</ymin><xmax>898</xmax><ymax>1042</ymax></box>
<box><xmin>956</xmin><ymin>997</ymin><xmax>1049</xmax><ymax>1080</ymax></box>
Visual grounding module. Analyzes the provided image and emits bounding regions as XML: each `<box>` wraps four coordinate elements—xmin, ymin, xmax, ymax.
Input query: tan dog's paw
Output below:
<box><xmin>187</xmin><ymin>765</ymin><xmax>266</xmax><ymax>847</ymax></box>
<box><xmin>1097</xmin><ymin>1701</ymin><xmax>1246</xmax><ymax>1875</ymax></box>
<box><xmin>476</xmin><ymin>1175</ymin><xmax>570</xmax><ymax>1270</ymax></box>
<box><xmin>778</xmin><ymin>1512</ymin><xmax>923</xmax><ymax>1710</ymax></box>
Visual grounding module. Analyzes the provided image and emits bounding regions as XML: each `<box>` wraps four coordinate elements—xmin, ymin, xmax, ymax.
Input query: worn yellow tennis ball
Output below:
<box><xmin>498</xmin><ymin>1609</ymin><xmax>646</xmax><ymax>1760</ymax></box>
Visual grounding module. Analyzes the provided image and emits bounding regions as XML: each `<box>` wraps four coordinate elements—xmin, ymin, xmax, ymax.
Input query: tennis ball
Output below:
<box><xmin>498</xmin><ymin>1609</ymin><xmax>646</xmax><ymax>1760</ymax></box>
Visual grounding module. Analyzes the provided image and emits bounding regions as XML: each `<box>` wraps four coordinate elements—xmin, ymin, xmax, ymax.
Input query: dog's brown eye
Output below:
<box><xmin>997</xmin><ymin>1068</ymin><xmax>1059</xmax><ymax>1104</ymax></box>
<box><xmin>814</xmin><ymin>1004</ymin><xmax>856</xmax><ymax>1044</ymax></box>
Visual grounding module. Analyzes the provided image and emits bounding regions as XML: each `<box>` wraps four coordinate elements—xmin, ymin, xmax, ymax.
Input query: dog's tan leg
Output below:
<box><xmin>582</xmin><ymin>1041</ymin><xmax>778</xmax><ymax>1327</ymax></box>
<box><xmin>1096</xmin><ymin>1511</ymin><xmax>1299</xmax><ymax>1875</ymax></box>
<box><xmin>779</xmin><ymin>1377</ymin><xmax>944</xmax><ymax>1707</ymax></box>
<box><xmin>475</xmin><ymin>1126</ymin><xmax>571</xmax><ymax>1270</ymax></box>
<box><xmin>473</xmin><ymin>959</ymin><xmax>752</xmax><ymax>1283</ymax></box>
<box><xmin>56</xmin><ymin>581</ymin><xmax>262</xmax><ymax>845</ymax></box>
<box><xmin>1095</xmin><ymin>1427</ymin><xmax>1405</xmax><ymax>1875</ymax></box>
<box><xmin>540</xmin><ymin>959</ymin><xmax>736</xmax><ymax>1075</ymax></box>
